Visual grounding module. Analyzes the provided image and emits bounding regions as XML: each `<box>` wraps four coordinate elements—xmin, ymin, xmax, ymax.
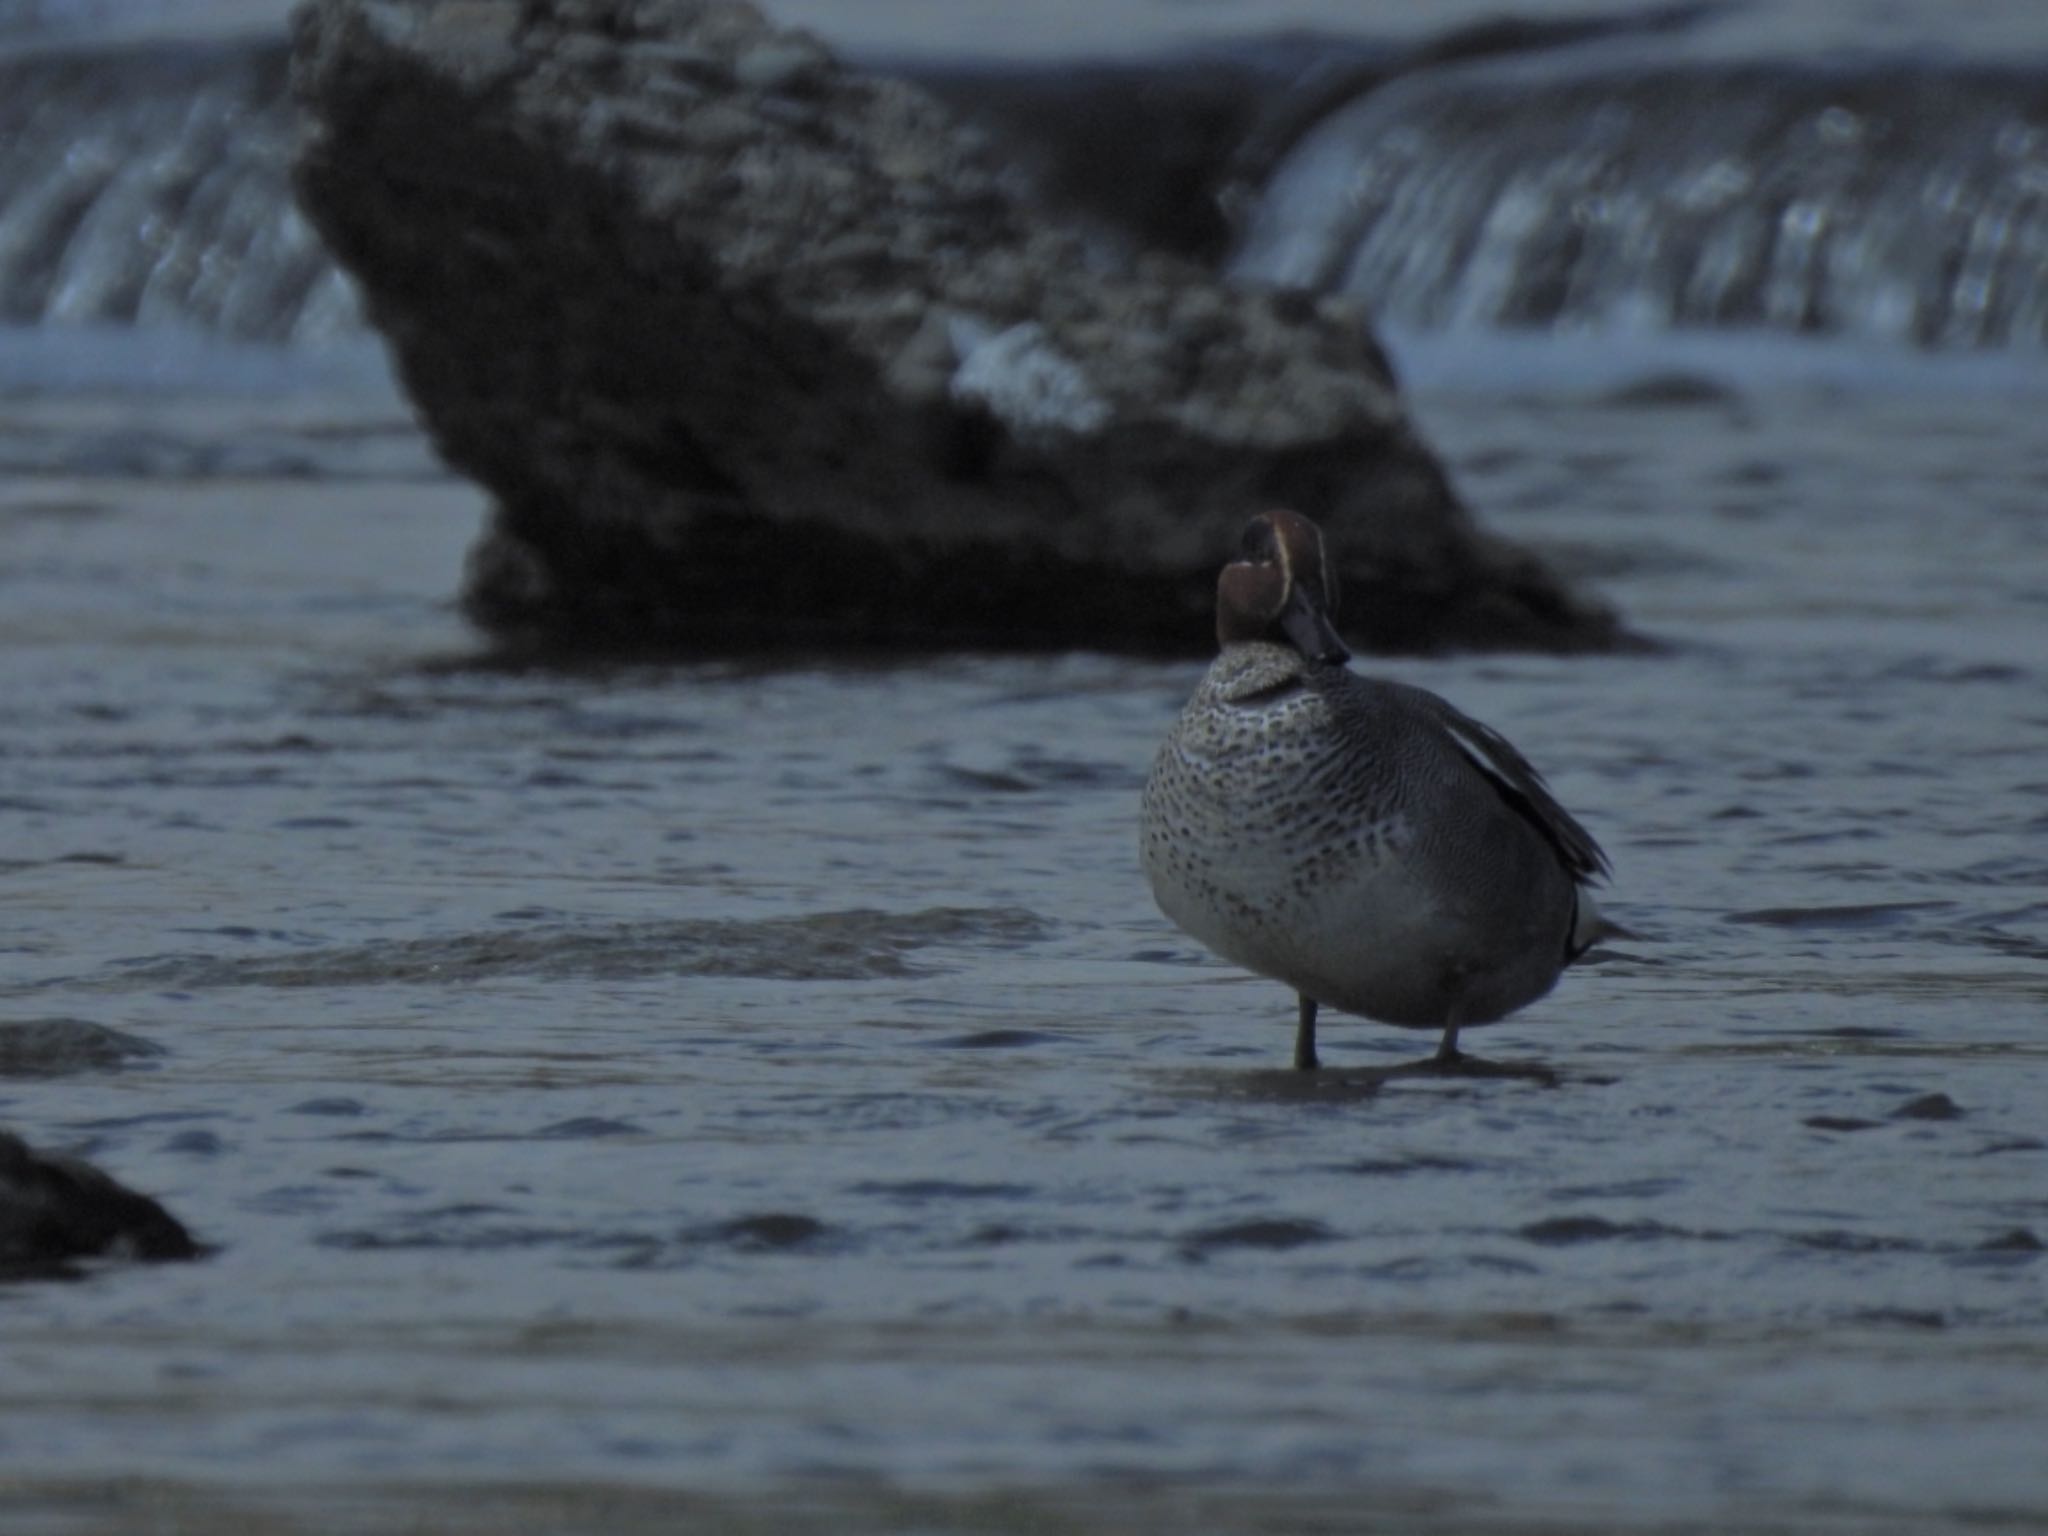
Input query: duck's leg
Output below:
<box><xmin>1293</xmin><ymin>994</ymin><xmax>1320</xmax><ymax>1071</ymax></box>
<box><xmin>1434</xmin><ymin>1015</ymin><xmax>1464</xmax><ymax>1066</ymax></box>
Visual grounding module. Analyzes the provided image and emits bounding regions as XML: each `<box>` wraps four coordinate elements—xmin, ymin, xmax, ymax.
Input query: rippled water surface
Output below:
<box><xmin>3</xmin><ymin>364</ymin><xmax>2047</xmax><ymax>1533</ymax></box>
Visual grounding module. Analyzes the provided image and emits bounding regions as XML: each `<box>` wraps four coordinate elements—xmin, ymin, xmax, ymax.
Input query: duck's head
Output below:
<box><xmin>1215</xmin><ymin>508</ymin><xmax>1351</xmax><ymax>667</ymax></box>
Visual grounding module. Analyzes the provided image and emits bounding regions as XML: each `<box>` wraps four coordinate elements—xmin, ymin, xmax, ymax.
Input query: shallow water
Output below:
<box><xmin>2</xmin><ymin>357</ymin><xmax>2047</xmax><ymax>1533</ymax></box>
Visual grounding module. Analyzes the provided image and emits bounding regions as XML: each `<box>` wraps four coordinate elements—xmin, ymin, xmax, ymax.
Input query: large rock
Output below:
<box><xmin>291</xmin><ymin>0</ymin><xmax>1623</xmax><ymax>654</ymax></box>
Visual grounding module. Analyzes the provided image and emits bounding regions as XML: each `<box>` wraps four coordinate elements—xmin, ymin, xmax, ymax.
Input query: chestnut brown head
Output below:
<box><xmin>1214</xmin><ymin>508</ymin><xmax>1351</xmax><ymax>666</ymax></box>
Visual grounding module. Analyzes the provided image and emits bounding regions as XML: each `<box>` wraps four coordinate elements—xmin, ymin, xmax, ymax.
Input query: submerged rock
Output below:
<box><xmin>291</xmin><ymin>0</ymin><xmax>1622</xmax><ymax>655</ymax></box>
<box><xmin>0</xmin><ymin>1131</ymin><xmax>202</xmax><ymax>1282</ymax></box>
<box><xmin>0</xmin><ymin>1017</ymin><xmax>165</xmax><ymax>1078</ymax></box>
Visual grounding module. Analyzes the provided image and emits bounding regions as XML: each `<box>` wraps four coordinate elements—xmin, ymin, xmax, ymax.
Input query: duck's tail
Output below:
<box><xmin>1566</xmin><ymin>887</ymin><xmax>1636</xmax><ymax>962</ymax></box>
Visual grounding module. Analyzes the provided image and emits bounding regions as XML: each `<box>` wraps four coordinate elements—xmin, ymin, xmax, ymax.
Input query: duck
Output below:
<box><xmin>1139</xmin><ymin>508</ymin><xmax>1611</xmax><ymax>1072</ymax></box>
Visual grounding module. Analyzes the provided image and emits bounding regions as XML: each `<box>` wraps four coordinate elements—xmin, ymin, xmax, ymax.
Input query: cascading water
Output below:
<box><xmin>0</xmin><ymin>2</ymin><xmax>2045</xmax><ymax>362</ymax></box>
<box><xmin>0</xmin><ymin>40</ymin><xmax>360</xmax><ymax>343</ymax></box>
<box><xmin>1231</xmin><ymin>58</ymin><xmax>2048</xmax><ymax>351</ymax></box>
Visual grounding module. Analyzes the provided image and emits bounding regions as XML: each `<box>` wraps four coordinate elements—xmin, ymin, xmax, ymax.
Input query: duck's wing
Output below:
<box><xmin>1386</xmin><ymin>681</ymin><xmax>1611</xmax><ymax>886</ymax></box>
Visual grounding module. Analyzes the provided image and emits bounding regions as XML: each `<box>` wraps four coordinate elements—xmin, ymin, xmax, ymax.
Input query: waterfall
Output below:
<box><xmin>1232</xmin><ymin>58</ymin><xmax>2048</xmax><ymax>351</ymax></box>
<box><xmin>0</xmin><ymin>38</ymin><xmax>360</xmax><ymax>343</ymax></box>
<box><xmin>2</xmin><ymin>9</ymin><xmax>2044</xmax><ymax>356</ymax></box>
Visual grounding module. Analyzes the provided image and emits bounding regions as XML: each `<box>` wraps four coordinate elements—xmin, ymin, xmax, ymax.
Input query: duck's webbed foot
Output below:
<box><xmin>1402</xmin><ymin>1020</ymin><xmax>1556</xmax><ymax>1083</ymax></box>
<box><xmin>1422</xmin><ymin>1053</ymin><xmax>1557</xmax><ymax>1084</ymax></box>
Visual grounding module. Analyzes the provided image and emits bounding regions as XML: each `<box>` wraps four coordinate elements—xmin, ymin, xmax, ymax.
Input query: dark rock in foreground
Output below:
<box><xmin>292</xmin><ymin>0</ymin><xmax>1623</xmax><ymax>655</ymax></box>
<box><xmin>1</xmin><ymin>1131</ymin><xmax>202</xmax><ymax>1282</ymax></box>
